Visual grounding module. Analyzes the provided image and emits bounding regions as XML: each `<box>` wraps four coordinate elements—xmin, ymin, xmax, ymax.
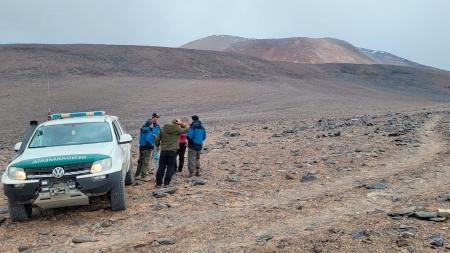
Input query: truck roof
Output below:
<box><xmin>40</xmin><ymin>115</ymin><xmax>117</xmax><ymax>127</ymax></box>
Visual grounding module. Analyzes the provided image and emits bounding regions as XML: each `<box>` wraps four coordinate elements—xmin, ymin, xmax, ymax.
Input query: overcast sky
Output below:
<box><xmin>1</xmin><ymin>0</ymin><xmax>449</xmax><ymax>70</ymax></box>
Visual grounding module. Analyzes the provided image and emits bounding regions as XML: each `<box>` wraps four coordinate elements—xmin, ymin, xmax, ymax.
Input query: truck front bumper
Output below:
<box><xmin>3</xmin><ymin>170</ymin><xmax>122</xmax><ymax>205</ymax></box>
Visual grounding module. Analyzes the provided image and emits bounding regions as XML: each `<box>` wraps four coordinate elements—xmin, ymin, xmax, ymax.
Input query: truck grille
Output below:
<box><xmin>26</xmin><ymin>163</ymin><xmax>92</xmax><ymax>179</ymax></box>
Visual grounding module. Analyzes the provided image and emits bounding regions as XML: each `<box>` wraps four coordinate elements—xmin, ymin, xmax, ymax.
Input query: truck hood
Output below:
<box><xmin>10</xmin><ymin>142</ymin><xmax>113</xmax><ymax>169</ymax></box>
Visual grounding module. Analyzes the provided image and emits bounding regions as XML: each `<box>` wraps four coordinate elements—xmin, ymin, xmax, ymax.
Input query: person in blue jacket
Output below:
<box><xmin>187</xmin><ymin>115</ymin><xmax>207</xmax><ymax>177</ymax></box>
<box><xmin>135</xmin><ymin>113</ymin><xmax>160</xmax><ymax>179</ymax></box>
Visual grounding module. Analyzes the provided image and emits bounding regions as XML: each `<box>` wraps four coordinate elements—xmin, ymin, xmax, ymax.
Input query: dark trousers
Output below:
<box><xmin>176</xmin><ymin>143</ymin><xmax>187</xmax><ymax>172</ymax></box>
<box><xmin>156</xmin><ymin>150</ymin><xmax>177</xmax><ymax>186</ymax></box>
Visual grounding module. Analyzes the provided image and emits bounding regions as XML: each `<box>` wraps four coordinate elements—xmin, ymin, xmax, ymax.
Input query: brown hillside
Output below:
<box><xmin>181</xmin><ymin>35</ymin><xmax>430</xmax><ymax>68</ymax></box>
<box><xmin>226</xmin><ymin>37</ymin><xmax>375</xmax><ymax>64</ymax></box>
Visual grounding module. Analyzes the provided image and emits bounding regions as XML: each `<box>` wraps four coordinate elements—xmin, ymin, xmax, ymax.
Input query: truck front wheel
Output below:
<box><xmin>8</xmin><ymin>197</ymin><xmax>32</xmax><ymax>222</ymax></box>
<box><xmin>110</xmin><ymin>172</ymin><xmax>126</xmax><ymax>211</ymax></box>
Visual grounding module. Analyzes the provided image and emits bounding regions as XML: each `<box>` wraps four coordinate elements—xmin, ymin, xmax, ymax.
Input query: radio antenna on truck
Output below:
<box><xmin>46</xmin><ymin>66</ymin><xmax>52</xmax><ymax>120</ymax></box>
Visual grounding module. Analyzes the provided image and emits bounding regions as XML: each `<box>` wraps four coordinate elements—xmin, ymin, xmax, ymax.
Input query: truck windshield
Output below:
<box><xmin>29</xmin><ymin>122</ymin><xmax>112</xmax><ymax>148</ymax></box>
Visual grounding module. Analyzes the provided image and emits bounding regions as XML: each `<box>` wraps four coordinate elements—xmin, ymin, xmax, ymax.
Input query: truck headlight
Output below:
<box><xmin>90</xmin><ymin>158</ymin><xmax>112</xmax><ymax>174</ymax></box>
<box><xmin>8</xmin><ymin>167</ymin><xmax>26</xmax><ymax>180</ymax></box>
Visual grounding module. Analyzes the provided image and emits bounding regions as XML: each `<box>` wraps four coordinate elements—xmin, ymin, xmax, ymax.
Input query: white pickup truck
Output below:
<box><xmin>2</xmin><ymin>111</ymin><xmax>134</xmax><ymax>221</ymax></box>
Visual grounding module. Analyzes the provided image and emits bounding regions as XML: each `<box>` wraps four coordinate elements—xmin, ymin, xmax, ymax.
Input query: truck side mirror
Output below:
<box><xmin>14</xmin><ymin>142</ymin><xmax>22</xmax><ymax>152</ymax></box>
<box><xmin>119</xmin><ymin>134</ymin><xmax>132</xmax><ymax>144</ymax></box>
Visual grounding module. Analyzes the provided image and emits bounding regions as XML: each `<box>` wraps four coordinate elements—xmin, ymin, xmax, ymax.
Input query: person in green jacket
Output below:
<box><xmin>155</xmin><ymin>118</ymin><xmax>187</xmax><ymax>187</ymax></box>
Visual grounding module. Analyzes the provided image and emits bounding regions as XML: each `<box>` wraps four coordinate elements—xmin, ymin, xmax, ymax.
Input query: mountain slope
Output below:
<box><xmin>181</xmin><ymin>35</ymin><xmax>428</xmax><ymax>68</ymax></box>
<box><xmin>181</xmin><ymin>35</ymin><xmax>249</xmax><ymax>51</ymax></box>
<box><xmin>359</xmin><ymin>48</ymin><xmax>429</xmax><ymax>68</ymax></box>
<box><xmin>0</xmin><ymin>44</ymin><xmax>449</xmax><ymax>98</ymax></box>
<box><xmin>226</xmin><ymin>37</ymin><xmax>375</xmax><ymax>64</ymax></box>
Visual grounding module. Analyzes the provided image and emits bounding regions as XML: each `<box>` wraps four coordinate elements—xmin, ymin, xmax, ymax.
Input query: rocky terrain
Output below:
<box><xmin>181</xmin><ymin>35</ymin><xmax>428</xmax><ymax>68</ymax></box>
<box><xmin>0</xmin><ymin>44</ymin><xmax>449</xmax><ymax>252</ymax></box>
<box><xmin>0</xmin><ymin>110</ymin><xmax>449</xmax><ymax>252</ymax></box>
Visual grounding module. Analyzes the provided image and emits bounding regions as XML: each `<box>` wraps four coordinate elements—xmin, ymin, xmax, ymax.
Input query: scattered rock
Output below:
<box><xmin>413</xmin><ymin>211</ymin><xmax>438</xmax><ymax>220</ymax></box>
<box><xmin>100</xmin><ymin>220</ymin><xmax>113</xmax><ymax>228</ymax></box>
<box><xmin>72</xmin><ymin>235</ymin><xmax>98</xmax><ymax>243</ymax></box>
<box><xmin>224</xmin><ymin>131</ymin><xmax>240</xmax><ymax>137</ymax></box>
<box><xmin>256</xmin><ymin>233</ymin><xmax>274</xmax><ymax>245</ymax></box>
<box><xmin>366</xmin><ymin>180</ymin><xmax>387</xmax><ymax>190</ymax></box>
<box><xmin>388</xmin><ymin>206</ymin><xmax>417</xmax><ymax>217</ymax></box>
<box><xmin>438</xmin><ymin>208</ymin><xmax>450</xmax><ymax>217</ymax></box>
<box><xmin>154</xmin><ymin>203</ymin><xmax>169</xmax><ymax>210</ymax></box>
<box><xmin>400</xmin><ymin>232</ymin><xmax>415</xmax><ymax>238</ymax></box>
<box><xmin>331</xmin><ymin>131</ymin><xmax>341</xmax><ymax>137</ymax></box>
<box><xmin>428</xmin><ymin>234</ymin><xmax>444</xmax><ymax>247</ymax></box>
<box><xmin>156</xmin><ymin>237</ymin><xmax>176</xmax><ymax>245</ymax></box>
<box><xmin>37</xmin><ymin>228</ymin><xmax>50</xmax><ymax>235</ymax></box>
<box><xmin>352</xmin><ymin>229</ymin><xmax>370</xmax><ymax>239</ymax></box>
<box><xmin>301</xmin><ymin>174</ymin><xmax>317</xmax><ymax>182</ymax></box>
<box><xmin>429</xmin><ymin>217</ymin><xmax>447</xmax><ymax>222</ymax></box>
<box><xmin>245</xmin><ymin>141</ymin><xmax>257</xmax><ymax>147</ymax></box>
<box><xmin>285</xmin><ymin>173</ymin><xmax>295</xmax><ymax>180</ymax></box>
<box><xmin>225</xmin><ymin>176</ymin><xmax>240</xmax><ymax>183</ymax></box>
<box><xmin>18</xmin><ymin>245</ymin><xmax>30</xmax><ymax>252</ymax></box>
<box><xmin>191</xmin><ymin>177</ymin><xmax>207</xmax><ymax>186</ymax></box>
<box><xmin>290</xmin><ymin>149</ymin><xmax>301</xmax><ymax>156</ymax></box>
<box><xmin>282</xmin><ymin>129</ymin><xmax>296</xmax><ymax>134</ymax></box>
<box><xmin>91</xmin><ymin>223</ymin><xmax>102</xmax><ymax>231</ymax></box>
<box><xmin>152</xmin><ymin>187</ymin><xmax>177</xmax><ymax>198</ymax></box>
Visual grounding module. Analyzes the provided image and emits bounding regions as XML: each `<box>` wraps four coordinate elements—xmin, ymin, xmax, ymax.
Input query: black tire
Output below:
<box><xmin>125</xmin><ymin>160</ymin><xmax>135</xmax><ymax>186</ymax></box>
<box><xmin>110</xmin><ymin>172</ymin><xmax>126</xmax><ymax>211</ymax></box>
<box><xmin>8</xmin><ymin>198</ymin><xmax>31</xmax><ymax>222</ymax></box>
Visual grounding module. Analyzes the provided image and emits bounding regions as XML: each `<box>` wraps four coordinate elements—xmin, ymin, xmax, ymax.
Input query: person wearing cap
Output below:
<box><xmin>155</xmin><ymin>118</ymin><xmax>187</xmax><ymax>187</ymax></box>
<box><xmin>187</xmin><ymin>115</ymin><xmax>207</xmax><ymax>177</ymax></box>
<box><xmin>135</xmin><ymin>113</ymin><xmax>160</xmax><ymax>179</ymax></box>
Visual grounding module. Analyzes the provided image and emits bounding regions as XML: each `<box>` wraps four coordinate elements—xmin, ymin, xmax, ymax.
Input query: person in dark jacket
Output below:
<box><xmin>155</xmin><ymin>118</ymin><xmax>187</xmax><ymax>187</ymax></box>
<box><xmin>187</xmin><ymin>115</ymin><xmax>207</xmax><ymax>177</ymax></box>
<box><xmin>135</xmin><ymin>113</ymin><xmax>160</xmax><ymax>179</ymax></box>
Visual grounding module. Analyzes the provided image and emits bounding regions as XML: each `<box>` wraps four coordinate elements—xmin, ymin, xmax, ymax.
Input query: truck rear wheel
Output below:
<box><xmin>110</xmin><ymin>172</ymin><xmax>126</xmax><ymax>211</ymax></box>
<box><xmin>8</xmin><ymin>198</ymin><xmax>32</xmax><ymax>222</ymax></box>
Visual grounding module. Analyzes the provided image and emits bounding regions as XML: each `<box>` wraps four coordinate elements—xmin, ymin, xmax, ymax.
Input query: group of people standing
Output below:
<box><xmin>135</xmin><ymin>113</ymin><xmax>207</xmax><ymax>187</ymax></box>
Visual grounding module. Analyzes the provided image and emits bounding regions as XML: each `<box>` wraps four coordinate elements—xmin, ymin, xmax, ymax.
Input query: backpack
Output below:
<box><xmin>188</xmin><ymin>121</ymin><xmax>206</xmax><ymax>150</ymax></box>
<box><xmin>139</xmin><ymin>126</ymin><xmax>154</xmax><ymax>147</ymax></box>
